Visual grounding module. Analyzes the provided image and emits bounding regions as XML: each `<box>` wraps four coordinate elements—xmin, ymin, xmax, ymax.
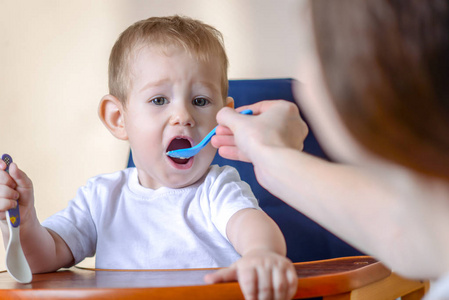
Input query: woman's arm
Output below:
<box><xmin>212</xmin><ymin>100</ymin><xmax>449</xmax><ymax>278</ymax></box>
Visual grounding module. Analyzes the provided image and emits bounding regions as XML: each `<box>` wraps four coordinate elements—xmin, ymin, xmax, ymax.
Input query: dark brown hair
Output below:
<box><xmin>311</xmin><ymin>0</ymin><xmax>449</xmax><ymax>179</ymax></box>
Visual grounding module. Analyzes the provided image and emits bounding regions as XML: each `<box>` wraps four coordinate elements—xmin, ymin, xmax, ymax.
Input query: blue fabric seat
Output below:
<box><xmin>127</xmin><ymin>78</ymin><xmax>363</xmax><ymax>262</ymax></box>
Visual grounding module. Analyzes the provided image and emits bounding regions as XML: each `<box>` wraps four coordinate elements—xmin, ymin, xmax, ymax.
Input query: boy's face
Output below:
<box><xmin>122</xmin><ymin>45</ymin><xmax>230</xmax><ymax>189</ymax></box>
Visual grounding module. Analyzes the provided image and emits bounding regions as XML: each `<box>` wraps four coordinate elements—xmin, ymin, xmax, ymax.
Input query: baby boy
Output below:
<box><xmin>0</xmin><ymin>15</ymin><xmax>297</xmax><ymax>300</ymax></box>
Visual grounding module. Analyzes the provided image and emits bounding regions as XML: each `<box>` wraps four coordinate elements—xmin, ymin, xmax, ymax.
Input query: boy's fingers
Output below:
<box><xmin>0</xmin><ymin>199</ymin><xmax>17</xmax><ymax>211</ymax></box>
<box><xmin>255</xmin><ymin>267</ymin><xmax>272</xmax><ymax>300</ymax></box>
<box><xmin>273</xmin><ymin>266</ymin><xmax>297</xmax><ymax>300</ymax></box>
<box><xmin>204</xmin><ymin>266</ymin><xmax>238</xmax><ymax>284</ymax></box>
<box><xmin>287</xmin><ymin>267</ymin><xmax>298</xmax><ymax>299</ymax></box>
<box><xmin>0</xmin><ymin>185</ymin><xmax>20</xmax><ymax>201</ymax></box>
<box><xmin>8</xmin><ymin>163</ymin><xmax>33</xmax><ymax>190</ymax></box>
<box><xmin>238</xmin><ymin>267</ymin><xmax>258</xmax><ymax>300</ymax></box>
<box><xmin>0</xmin><ymin>173</ymin><xmax>17</xmax><ymax>190</ymax></box>
<box><xmin>279</xmin><ymin>266</ymin><xmax>298</xmax><ymax>300</ymax></box>
<box><xmin>271</xmin><ymin>270</ymin><xmax>286</xmax><ymax>300</ymax></box>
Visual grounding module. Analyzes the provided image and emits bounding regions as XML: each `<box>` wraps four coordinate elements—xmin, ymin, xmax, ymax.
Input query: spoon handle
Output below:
<box><xmin>2</xmin><ymin>154</ymin><xmax>20</xmax><ymax>228</ymax></box>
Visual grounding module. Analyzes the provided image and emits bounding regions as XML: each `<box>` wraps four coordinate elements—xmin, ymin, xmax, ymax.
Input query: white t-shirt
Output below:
<box><xmin>43</xmin><ymin>165</ymin><xmax>260</xmax><ymax>269</ymax></box>
<box><xmin>424</xmin><ymin>273</ymin><xmax>449</xmax><ymax>300</ymax></box>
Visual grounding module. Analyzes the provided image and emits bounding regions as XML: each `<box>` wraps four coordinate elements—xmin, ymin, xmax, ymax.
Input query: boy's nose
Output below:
<box><xmin>169</xmin><ymin>108</ymin><xmax>195</xmax><ymax>127</ymax></box>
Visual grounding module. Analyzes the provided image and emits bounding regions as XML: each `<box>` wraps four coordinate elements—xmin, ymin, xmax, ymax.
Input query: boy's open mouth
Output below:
<box><xmin>166</xmin><ymin>138</ymin><xmax>192</xmax><ymax>164</ymax></box>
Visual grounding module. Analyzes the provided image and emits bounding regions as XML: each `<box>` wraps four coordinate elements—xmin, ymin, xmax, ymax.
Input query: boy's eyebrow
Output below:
<box><xmin>139</xmin><ymin>78</ymin><xmax>171</xmax><ymax>92</ymax></box>
<box><xmin>197</xmin><ymin>81</ymin><xmax>221</xmax><ymax>93</ymax></box>
<box><xmin>139</xmin><ymin>79</ymin><xmax>221</xmax><ymax>94</ymax></box>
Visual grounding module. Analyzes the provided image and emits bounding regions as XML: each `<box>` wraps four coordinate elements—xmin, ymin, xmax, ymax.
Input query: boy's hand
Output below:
<box><xmin>0</xmin><ymin>161</ymin><xmax>35</xmax><ymax>226</ymax></box>
<box><xmin>204</xmin><ymin>249</ymin><xmax>298</xmax><ymax>300</ymax></box>
<box><xmin>0</xmin><ymin>161</ymin><xmax>74</xmax><ymax>273</ymax></box>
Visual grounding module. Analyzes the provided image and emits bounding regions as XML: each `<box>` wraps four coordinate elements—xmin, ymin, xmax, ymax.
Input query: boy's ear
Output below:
<box><xmin>225</xmin><ymin>97</ymin><xmax>234</xmax><ymax>108</ymax></box>
<box><xmin>98</xmin><ymin>94</ymin><xmax>128</xmax><ymax>140</ymax></box>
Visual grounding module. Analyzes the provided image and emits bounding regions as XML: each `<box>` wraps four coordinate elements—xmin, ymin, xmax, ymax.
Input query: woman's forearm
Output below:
<box><xmin>253</xmin><ymin>148</ymin><xmax>401</xmax><ymax>262</ymax></box>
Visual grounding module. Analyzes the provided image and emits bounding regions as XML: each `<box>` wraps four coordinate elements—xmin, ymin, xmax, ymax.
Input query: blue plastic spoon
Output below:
<box><xmin>166</xmin><ymin>109</ymin><xmax>253</xmax><ymax>159</ymax></box>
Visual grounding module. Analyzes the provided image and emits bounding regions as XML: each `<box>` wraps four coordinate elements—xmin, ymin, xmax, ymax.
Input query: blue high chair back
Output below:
<box><xmin>127</xmin><ymin>78</ymin><xmax>363</xmax><ymax>262</ymax></box>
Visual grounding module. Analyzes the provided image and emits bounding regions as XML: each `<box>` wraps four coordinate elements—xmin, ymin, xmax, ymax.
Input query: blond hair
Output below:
<box><xmin>108</xmin><ymin>15</ymin><xmax>229</xmax><ymax>106</ymax></box>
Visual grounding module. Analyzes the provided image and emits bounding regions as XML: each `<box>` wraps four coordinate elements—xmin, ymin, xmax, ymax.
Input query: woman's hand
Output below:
<box><xmin>212</xmin><ymin>100</ymin><xmax>308</xmax><ymax>164</ymax></box>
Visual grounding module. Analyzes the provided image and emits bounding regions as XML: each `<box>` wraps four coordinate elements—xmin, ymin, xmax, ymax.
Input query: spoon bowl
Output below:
<box><xmin>5</xmin><ymin>212</ymin><xmax>32</xmax><ymax>284</ymax></box>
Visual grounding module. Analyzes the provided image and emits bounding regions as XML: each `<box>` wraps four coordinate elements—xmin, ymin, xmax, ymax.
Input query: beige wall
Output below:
<box><xmin>0</xmin><ymin>0</ymin><xmax>306</xmax><ymax>268</ymax></box>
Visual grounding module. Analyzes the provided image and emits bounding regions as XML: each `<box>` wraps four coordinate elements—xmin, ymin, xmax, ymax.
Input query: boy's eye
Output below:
<box><xmin>151</xmin><ymin>97</ymin><xmax>169</xmax><ymax>105</ymax></box>
<box><xmin>193</xmin><ymin>98</ymin><xmax>209</xmax><ymax>107</ymax></box>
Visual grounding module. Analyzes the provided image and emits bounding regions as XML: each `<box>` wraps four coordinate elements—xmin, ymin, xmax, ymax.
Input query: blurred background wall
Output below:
<box><xmin>0</xmin><ymin>0</ymin><xmax>306</xmax><ymax>267</ymax></box>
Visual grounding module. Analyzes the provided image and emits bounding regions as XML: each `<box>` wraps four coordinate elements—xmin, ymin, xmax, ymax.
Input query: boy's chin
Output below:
<box><xmin>165</xmin><ymin>165</ymin><xmax>211</xmax><ymax>189</ymax></box>
<box><xmin>164</xmin><ymin>174</ymin><xmax>206</xmax><ymax>189</ymax></box>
